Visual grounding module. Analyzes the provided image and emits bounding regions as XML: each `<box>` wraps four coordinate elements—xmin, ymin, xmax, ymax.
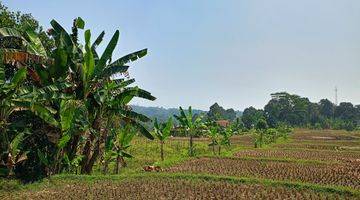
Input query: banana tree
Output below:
<box><xmin>153</xmin><ymin>117</ymin><xmax>173</xmax><ymax>161</ymax></box>
<box><xmin>218</xmin><ymin>126</ymin><xmax>234</xmax><ymax>155</ymax></box>
<box><xmin>174</xmin><ymin>107</ymin><xmax>203</xmax><ymax>156</ymax></box>
<box><xmin>79</xmin><ymin>75</ymin><xmax>155</xmax><ymax>174</ymax></box>
<box><xmin>255</xmin><ymin>119</ymin><xmax>268</xmax><ymax>148</ymax></box>
<box><xmin>0</xmin><ymin>66</ymin><xmax>60</xmax><ymax>166</ymax></box>
<box><xmin>1</xmin><ymin>18</ymin><xmax>155</xmax><ymax>175</ymax></box>
<box><xmin>0</xmin><ymin>26</ymin><xmax>74</xmax><ymax>178</ymax></box>
<box><xmin>28</xmin><ymin>18</ymin><xmax>155</xmax><ymax>174</ymax></box>
<box><xmin>205</xmin><ymin>121</ymin><xmax>220</xmax><ymax>155</ymax></box>
<box><xmin>113</xmin><ymin>125</ymin><xmax>136</xmax><ymax>174</ymax></box>
<box><xmin>102</xmin><ymin>124</ymin><xmax>136</xmax><ymax>174</ymax></box>
<box><xmin>0</xmin><ymin>132</ymin><xmax>28</xmax><ymax>177</ymax></box>
<box><xmin>232</xmin><ymin>117</ymin><xmax>244</xmax><ymax>135</ymax></box>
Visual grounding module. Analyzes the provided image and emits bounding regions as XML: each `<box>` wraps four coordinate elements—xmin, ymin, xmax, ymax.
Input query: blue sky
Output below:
<box><xmin>4</xmin><ymin>0</ymin><xmax>360</xmax><ymax>110</ymax></box>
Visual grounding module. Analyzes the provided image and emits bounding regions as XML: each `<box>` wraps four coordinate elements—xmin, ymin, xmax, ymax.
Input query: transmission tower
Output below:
<box><xmin>334</xmin><ymin>87</ymin><xmax>338</xmax><ymax>105</ymax></box>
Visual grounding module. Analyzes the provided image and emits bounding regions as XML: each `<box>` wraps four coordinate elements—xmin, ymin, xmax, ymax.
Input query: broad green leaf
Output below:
<box><xmin>128</xmin><ymin>119</ymin><xmax>154</xmax><ymax>140</ymax></box>
<box><xmin>163</xmin><ymin>117</ymin><xmax>173</xmax><ymax>138</ymax></box>
<box><xmin>10</xmin><ymin>132</ymin><xmax>25</xmax><ymax>156</ymax></box>
<box><xmin>63</xmin><ymin>153</ymin><xmax>70</xmax><ymax>165</ymax></box>
<box><xmin>94</xmin><ymin>30</ymin><xmax>119</xmax><ymax>77</ymax></box>
<box><xmin>58</xmin><ymin>133</ymin><xmax>71</xmax><ymax>148</ymax></box>
<box><xmin>154</xmin><ymin>118</ymin><xmax>160</xmax><ymax>129</ymax></box>
<box><xmin>50</xmin><ymin>19</ymin><xmax>73</xmax><ymax>50</ymax></box>
<box><xmin>31</xmin><ymin>104</ymin><xmax>59</xmax><ymax>127</ymax></box>
<box><xmin>75</xmin><ymin>17</ymin><xmax>85</xmax><ymax>29</ymax></box>
<box><xmin>25</xmin><ymin>30</ymin><xmax>47</xmax><ymax>57</ymax></box>
<box><xmin>121</xmin><ymin>151</ymin><xmax>133</xmax><ymax>158</ymax></box>
<box><xmin>50</xmin><ymin>47</ymin><xmax>68</xmax><ymax>78</ymax></box>
<box><xmin>84</xmin><ymin>30</ymin><xmax>95</xmax><ymax>79</ymax></box>
<box><xmin>60</xmin><ymin>100</ymin><xmax>76</xmax><ymax>131</ymax></box>
<box><xmin>101</xmin><ymin>65</ymin><xmax>129</xmax><ymax>79</ymax></box>
<box><xmin>0</xmin><ymin>27</ymin><xmax>23</xmax><ymax>38</ymax></box>
<box><xmin>122</xmin><ymin>110</ymin><xmax>151</xmax><ymax>122</ymax></box>
<box><xmin>92</xmin><ymin>31</ymin><xmax>105</xmax><ymax>60</ymax></box>
<box><xmin>10</xmin><ymin>67</ymin><xmax>27</xmax><ymax>87</ymax></box>
<box><xmin>109</xmin><ymin>49</ymin><xmax>147</xmax><ymax>67</ymax></box>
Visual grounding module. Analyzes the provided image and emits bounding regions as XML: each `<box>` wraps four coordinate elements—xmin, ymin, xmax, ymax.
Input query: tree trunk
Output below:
<box><xmin>189</xmin><ymin>134</ymin><xmax>194</xmax><ymax>156</ymax></box>
<box><xmin>114</xmin><ymin>155</ymin><xmax>120</xmax><ymax>174</ymax></box>
<box><xmin>119</xmin><ymin>156</ymin><xmax>126</xmax><ymax>167</ymax></box>
<box><xmin>114</xmin><ymin>156</ymin><xmax>126</xmax><ymax>174</ymax></box>
<box><xmin>84</xmin><ymin>139</ymin><xmax>100</xmax><ymax>174</ymax></box>
<box><xmin>68</xmin><ymin>134</ymin><xmax>80</xmax><ymax>160</ymax></box>
<box><xmin>81</xmin><ymin>113</ymin><xmax>102</xmax><ymax>174</ymax></box>
<box><xmin>102</xmin><ymin>159</ymin><xmax>110</xmax><ymax>174</ymax></box>
<box><xmin>212</xmin><ymin>140</ymin><xmax>215</xmax><ymax>155</ymax></box>
<box><xmin>80</xmin><ymin>135</ymin><xmax>94</xmax><ymax>174</ymax></box>
<box><xmin>160</xmin><ymin>141</ymin><xmax>164</xmax><ymax>161</ymax></box>
<box><xmin>218</xmin><ymin>145</ymin><xmax>221</xmax><ymax>155</ymax></box>
<box><xmin>85</xmin><ymin>119</ymin><xmax>110</xmax><ymax>174</ymax></box>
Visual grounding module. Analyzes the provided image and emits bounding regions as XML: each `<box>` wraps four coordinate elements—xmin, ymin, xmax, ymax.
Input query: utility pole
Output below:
<box><xmin>334</xmin><ymin>87</ymin><xmax>338</xmax><ymax>106</ymax></box>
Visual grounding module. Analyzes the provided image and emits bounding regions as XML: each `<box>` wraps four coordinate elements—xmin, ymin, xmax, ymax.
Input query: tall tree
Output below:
<box><xmin>242</xmin><ymin>107</ymin><xmax>264</xmax><ymax>129</ymax></box>
<box><xmin>319</xmin><ymin>99</ymin><xmax>335</xmax><ymax>118</ymax></box>
<box><xmin>207</xmin><ymin>103</ymin><xmax>236</xmax><ymax>121</ymax></box>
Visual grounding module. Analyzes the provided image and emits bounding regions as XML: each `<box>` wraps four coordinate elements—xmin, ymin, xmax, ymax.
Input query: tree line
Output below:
<box><xmin>242</xmin><ymin>92</ymin><xmax>360</xmax><ymax>131</ymax></box>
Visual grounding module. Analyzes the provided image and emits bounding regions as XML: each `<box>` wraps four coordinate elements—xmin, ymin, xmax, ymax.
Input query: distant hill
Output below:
<box><xmin>235</xmin><ymin>110</ymin><xmax>243</xmax><ymax>117</ymax></box>
<box><xmin>131</xmin><ymin>105</ymin><xmax>242</xmax><ymax>123</ymax></box>
<box><xmin>131</xmin><ymin>105</ymin><xmax>207</xmax><ymax>123</ymax></box>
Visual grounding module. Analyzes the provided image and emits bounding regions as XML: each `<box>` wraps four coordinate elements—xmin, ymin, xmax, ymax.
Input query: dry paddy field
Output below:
<box><xmin>2</xmin><ymin>129</ymin><xmax>360</xmax><ymax>199</ymax></box>
<box><xmin>3</xmin><ymin>178</ymin><xmax>356</xmax><ymax>200</ymax></box>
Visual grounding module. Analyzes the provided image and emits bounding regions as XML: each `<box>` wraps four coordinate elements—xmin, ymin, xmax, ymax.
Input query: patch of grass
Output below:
<box><xmin>90</xmin><ymin>136</ymin><xmax>239</xmax><ymax>175</ymax></box>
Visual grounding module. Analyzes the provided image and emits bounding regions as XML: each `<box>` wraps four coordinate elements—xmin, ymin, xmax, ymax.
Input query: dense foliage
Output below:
<box><xmin>242</xmin><ymin>92</ymin><xmax>360</xmax><ymax>131</ymax></box>
<box><xmin>0</xmin><ymin>10</ymin><xmax>156</xmax><ymax>181</ymax></box>
<box><xmin>207</xmin><ymin>103</ymin><xmax>240</xmax><ymax>121</ymax></box>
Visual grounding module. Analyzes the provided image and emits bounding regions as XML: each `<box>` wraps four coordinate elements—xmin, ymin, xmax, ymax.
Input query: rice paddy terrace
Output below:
<box><xmin>2</xmin><ymin>129</ymin><xmax>360</xmax><ymax>199</ymax></box>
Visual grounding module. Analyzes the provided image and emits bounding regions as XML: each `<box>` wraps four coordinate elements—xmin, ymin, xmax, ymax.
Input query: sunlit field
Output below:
<box><xmin>1</xmin><ymin>129</ymin><xmax>359</xmax><ymax>199</ymax></box>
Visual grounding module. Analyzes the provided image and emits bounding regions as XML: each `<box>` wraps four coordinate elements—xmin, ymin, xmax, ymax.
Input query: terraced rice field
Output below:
<box><xmin>3</xmin><ymin>178</ymin><xmax>355</xmax><ymax>200</ymax></box>
<box><xmin>273</xmin><ymin>142</ymin><xmax>360</xmax><ymax>151</ymax></box>
<box><xmin>166</xmin><ymin>157</ymin><xmax>360</xmax><ymax>189</ymax></box>
<box><xmin>235</xmin><ymin>149</ymin><xmax>360</xmax><ymax>163</ymax></box>
<box><xmin>2</xmin><ymin>129</ymin><xmax>359</xmax><ymax>199</ymax></box>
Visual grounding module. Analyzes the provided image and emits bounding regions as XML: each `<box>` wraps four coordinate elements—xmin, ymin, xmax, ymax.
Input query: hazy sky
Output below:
<box><xmin>5</xmin><ymin>0</ymin><xmax>360</xmax><ymax>110</ymax></box>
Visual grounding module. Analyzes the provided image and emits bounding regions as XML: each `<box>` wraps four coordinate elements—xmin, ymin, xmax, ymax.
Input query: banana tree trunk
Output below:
<box><xmin>114</xmin><ymin>156</ymin><xmax>126</xmax><ymax>174</ymax></box>
<box><xmin>81</xmin><ymin>113</ymin><xmax>102</xmax><ymax>174</ymax></box>
<box><xmin>189</xmin><ymin>133</ymin><xmax>194</xmax><ymax>156</ymax></box>
<box><xmin>260</xmin><ymin>131</ymin><xmax>263</xmax><ymax>148</ymax></box>
<box><xmin>80</xmin><ymin>134</ymin><xmax>94</xmax><ymax>174</ymax></box>
<box><xmin>119</xmin><ymin>156</ymin><xmax>126</xmax><ymax>167</ymax></box>
<box><xmin>114</xmin><ymin>155</ymin><xmax>120</xmax><ymax>174</ymax></box>
<box><xmin>6</xmin><ymin>153</ymin><xmax>14</xmax><ymax>177</ymax></box>
<box><xmin>160</xmin><ymin>141</ymin><xmax>164</xmax><ymax>161</ymax></box>
<box><xmin>68</xmin><ymin>134</ymin><xmax>80</xmax><ymax>160</ymax></box>
<box><xmin>87</xmin><ymin>118</ymin><xmax>110</xmax><ymax>174</ymax></box>
<box><xmin>102</xmin><ymin>160</ymin><xmax>109</xmax><ymax>174</ymax></box>
<box><xmin>212</xmin><ymin>140</ymin><xmax>215</xmax><ymax>155</ymax></box>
